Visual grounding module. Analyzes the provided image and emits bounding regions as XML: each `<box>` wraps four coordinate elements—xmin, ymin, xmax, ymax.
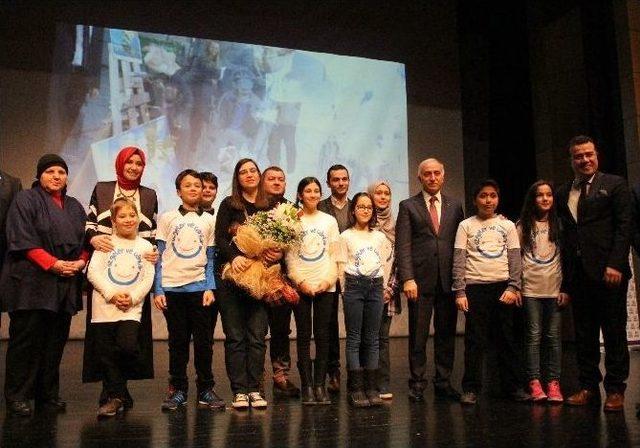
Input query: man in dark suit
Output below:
<box><xmin>396</xmin><ymin>158</ymin><xmax>464</xmax><ymax>401</ymax></box>
<box><xmin>318</xmin><ymin>164</ymin><xmax>351</xmax><ymax>392</ymax></box>
<box><xmin>556</xmin><ymin>135</ymin><xmax>631</xmax><ymax>412</ymax></box>
<box><xmin>0</xmin><ymin>169</ymin><xmax>22</xmax><ymax>272</ymax></box>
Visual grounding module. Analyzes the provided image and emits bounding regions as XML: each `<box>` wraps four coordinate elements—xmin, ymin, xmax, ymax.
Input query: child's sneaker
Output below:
<box><xmin>232</xmin><ymin>393</ymin><xmax>249</xmax><ymax>410</ymax></box>
<box><xmin>529</xmin><ymin>379</ymin><xmax>547</xmax><ymax>402</ymax></box>
<box><xmin>198</xmin><ymin>388</ymin><xmax>225</xmax><ymax>410</ymax></box>
<box><xmin>161</xmin><ymin>387</ymin><xmax>187</xmax><ymax>411</ymax></box>
<box><xmin>546</xmin><ymin>380</ymin><xmax>564</xmax><ymax>403</ymax></box>
<box><xmin>248</xmin><ymin>391</ymin><xmax>267</xmax><ymax>409</ymax></box>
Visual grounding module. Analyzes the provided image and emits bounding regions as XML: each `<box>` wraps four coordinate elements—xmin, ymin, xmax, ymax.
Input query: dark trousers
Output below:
<box><xmin>163</xmin><ymin>291</ymin><xmax>214</xmax><ymax>393</ymax></box>
<box><xmin>462</xmin><ymin>282</ymin><xmax>525</xmax><ymax>394</ymax></box>
<box><xmin>571</xmin><ymin>264</ymin><xmax>629</xmax><ymax>393</ymax></box>
<box><xmin>217</xmin><ymin>279</ymin><xmax>268</xmax><ymax>394</ymax></box>
<box><xmin>94</xmin><ymin>320</ymin><xmax>140</xmax><ymax>398</ymax></box>
<box><xmin>327</xmin><ymin>290</ymin><xmax>341</xmax><ymax>374</ymax></box>
<box><xmin>377</xmin><ymin>306</ymin><xmax>393</xmax><ymax>391</ymax></box>
<box><xmin>267</xmin><ymin>303</ymin><xmax>293</xmax><ymax>381</ymax></box>
<box><xmin>5</xmin><ymin>310</ymin><xmax>71</xmax><ymax>403</ymax></box>
<box><xmin>293</xmin><ymin>291</ymin><xmax>333</xmax><ymax>385</ymax></box>
<box><xmin>343</xmin><ymin>274</ymin><xmax>384</xmax><ymax>370</ymax></box>
<box><xmin>407</xmin><ymin>283</ymin><xmax>458</xmax><ymax>391</ymax></box>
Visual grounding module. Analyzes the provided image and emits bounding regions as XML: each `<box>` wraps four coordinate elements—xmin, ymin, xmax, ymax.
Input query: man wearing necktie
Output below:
<box><xmin>556</xmin><ymin>135</ymin><xmax>631</xmax><ymax>412</ymax></box>
<box><xmin>396</xmin><ymin>158</ymin><xmax>465</xmax><ymax>401</ymax></box>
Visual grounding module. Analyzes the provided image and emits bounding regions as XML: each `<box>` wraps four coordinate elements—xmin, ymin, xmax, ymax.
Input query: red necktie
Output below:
<box><xmin>429</xmin><ymin>196</ymin><xmax>439</xmax><ymax>235</ymax></box>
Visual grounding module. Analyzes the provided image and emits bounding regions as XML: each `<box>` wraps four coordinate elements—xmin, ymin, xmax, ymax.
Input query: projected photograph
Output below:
<box><xmin>50</xmin><ymin>24</ymin><xmax>408</xmax><ymax>212</ymax></box>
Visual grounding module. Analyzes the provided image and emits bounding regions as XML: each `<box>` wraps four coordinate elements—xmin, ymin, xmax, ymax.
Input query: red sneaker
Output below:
<box><xmin>529</xmin><ymin>379</ymin><xmax>547</xmax><ymax>402</ymax></box>
<box><xmin>546</xmin><ymin>380</ymin><xmax>564</xmax><ymax>403</ymax></box>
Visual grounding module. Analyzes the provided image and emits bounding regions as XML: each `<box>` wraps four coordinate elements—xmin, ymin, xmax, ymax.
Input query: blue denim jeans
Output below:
<box><xmin>523</xmin><ymin>297</ymin><xmax>562</xmax><ymax>381</ymax></box>
<box><xmin>342</xmin><ymin>274</ymin><xmax>384</xmax><ymax>370</ymax></box>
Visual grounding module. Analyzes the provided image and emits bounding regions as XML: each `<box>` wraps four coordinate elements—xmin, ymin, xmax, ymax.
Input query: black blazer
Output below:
<box><xmin>0</xmin><ymin>169</ymin><xmax>22</xmax><ymax>266</ymax></box>
<box><xmin>630</xmin><ymin>182</ymin><xmax>640</xmax><ymax>256</ymax></box>
<box><xmin>395</xmin><ymin>192</ymin><xmax>464</xmax><ymax>295</ymax></box>
<box><xmin>556</xmin><ymin>171</ymin><xmax>631</xmax><ymax>285</ymax></box>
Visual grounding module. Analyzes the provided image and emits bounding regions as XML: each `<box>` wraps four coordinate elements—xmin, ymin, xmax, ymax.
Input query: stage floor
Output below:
<box><xmin>0</xmin><ymin>338</ymin><xmax>639</xmax><ymax>447</ymax></box>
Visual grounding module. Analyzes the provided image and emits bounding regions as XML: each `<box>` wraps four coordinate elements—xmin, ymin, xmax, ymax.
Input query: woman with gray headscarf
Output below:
<box><xmin>367</xmin><ymin>181</ymin><xmax>401</xmax><ymax>399</ymax></box>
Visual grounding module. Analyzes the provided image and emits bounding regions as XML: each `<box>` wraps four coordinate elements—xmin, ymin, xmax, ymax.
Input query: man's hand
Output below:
<box><xmin>499</xmin><ymin>289</ymin><xmax>518</xmax><ymax>306</ymax></box>
<box><xmin>456</xmin><ymin>296</ymin><xmax>469</xmax><ymax>312</ymax></box>
<box><xmin>603</xmin><ymin>267</ymin><xmax>623</xmax><ymax>288</ymax></box>
<box><xmin>403</xmin><ymin>279</ymin><xmax>418</xmax><ymax>301</ymax></box>
<box><xmin>153</xmin><ymin>294</ymin><xmax>167</xmax><ymax>311</ymax></box>
<box><xmin>143</xmin><ymin>247</ymin><xmax>159</xmax><ymax>264</ymax></box>
<box><xmin>557</xmin><ymin>292</ymin><xmax>571</xmax><ymax>307</ymax></box>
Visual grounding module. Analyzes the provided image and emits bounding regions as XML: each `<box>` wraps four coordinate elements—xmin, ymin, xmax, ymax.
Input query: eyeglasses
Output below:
<box><xmin>355</xmin><ymin>205</ymin><xmax>373</xmax><ymax>211</ymax></box>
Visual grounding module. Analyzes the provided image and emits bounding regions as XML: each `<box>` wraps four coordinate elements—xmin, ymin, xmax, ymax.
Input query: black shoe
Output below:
<box><xmin>510</xmin><ymin>388</ymin><xmax>532</xmax><ymax>402</ymax></box>
<box><xmin>327</xmin><ymin>371</ymin><xmax>341</xmax><ymax>394</ymax></box>
<box><xmin>123</xmin><ymin>388</ymin><xmax>134</xmax><ymax>409</ymax></box>
<box><xmin>408</xmin><ymin>388</ymin><xmax>424</xmax><ymax>402</ymax></box>
<box><xmin>274</xmin><ymin>379</ymin><xmax>301</xmax><ymax>398</ymax></box>
<box><xmin>313</xmin><ymin>386</ymin><xmax>332</xmax><ymax>405</ymax></box>
<box><xmin>301</xmin><ymin>386</ymin><xmax>315</xmax><ymax>405</ymax></box>
<box><xmin>434</xmin><ymin>385</ymin><xmax>462</xmax><ymax>401</ymax></box>
<box><xmin>349</xmin><ymin>390</ymin><xmax>371</xmax><ymax>407</ymax></box>
<box><xmin>38</xmin><ymin>398</ymin><xmax>67</xmax><ymax>412</ymax></box>
<box><xmin>364</xmin><ymin>370</ymin><xmax>383</xmax><ymax>406</ymax></box>
<box><xmin>7</xmin><ymin>400</ymin><xmax>32</xmax><ymax>417</ymax></box>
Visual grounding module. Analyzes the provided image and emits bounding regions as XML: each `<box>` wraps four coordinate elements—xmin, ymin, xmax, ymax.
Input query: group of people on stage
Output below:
<box><xmin>0</xmin><ymin>134</ymin><xmax>637</xmax><ymax>419</ymax></box>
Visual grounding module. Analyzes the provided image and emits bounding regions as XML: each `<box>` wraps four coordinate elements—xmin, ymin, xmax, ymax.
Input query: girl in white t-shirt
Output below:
<box><xmin>517</xmin><ymin>180</ymin><xmax>569</xmax><ymax>403</ymax></box>
<box><xmin>286</xmin><ymin>177</ymin><xmax>340</xmax><ymax>405</ymax></box>
<box><xmin>338</xmin><ymin>192</ymin><xmax>391</xmax><ymax>408</ymax></box>
<box><xmin>87</xmin><ymin>198</ymin><xmax>155</xmax><ymax>418</ymax></box>
<box><xmin>452</xmin><ymin>180</ymin><xmax>526</xmax><ymax>405</ymax></box>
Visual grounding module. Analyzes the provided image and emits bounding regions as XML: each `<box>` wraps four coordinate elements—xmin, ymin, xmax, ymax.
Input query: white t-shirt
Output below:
<box><xmin>286</xmin><ymin>211</ymin><xmax>340</xmax><ymax>292</ymax></box>
<box><xmin>156</xmin><ymin>209</ymin><xmax>216</xmax><ymax>288</ymax></box>
<box><xmin>518</xmin><ymin>221</ymin><xmax>562</xmax><ymax>298</ymax></box>
<box><xmin>454</xmin><ymin>216</ymin><xmax>520</xmax><ymax>284</ymax></box>
<box><xmin>339</xmin><ymin>228</ymin><xmax>391</xmax><ymax>280</ymax></box>
<box><xmin>87</xmin><ymin>235</ymin><xmax>155</xmax><ymax>323</ymax></box>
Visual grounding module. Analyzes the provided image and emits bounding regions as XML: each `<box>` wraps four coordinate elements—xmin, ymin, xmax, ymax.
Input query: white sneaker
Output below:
<box><xmin>232</xmin><ymin>393</ymin><xmax>249</xmax><ymax>409</ymax></box>
<box><xmin>248</xmin><ymin>391</ymin><xmax>267</xmax><ymax>408</ymax></box>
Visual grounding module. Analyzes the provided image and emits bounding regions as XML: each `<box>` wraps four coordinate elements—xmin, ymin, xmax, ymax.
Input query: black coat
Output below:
<box><xmin>395</xmin><ymin>192</ymin><xmax>464</xmax><ymax>295</ymax></box>
<box><xmin>556</xmin><ymin>171</ymin><xmax>631</xmax><ymax>288</ymax></box>
<box><xmin>0</xmin><ymin>185</ymin><xmax>86</xmax><ymax>314</ymax></box>
<box><xmin>0</xmin><ymin>169</ymin><xmax>22</xmax><ymax>271</ymax></box>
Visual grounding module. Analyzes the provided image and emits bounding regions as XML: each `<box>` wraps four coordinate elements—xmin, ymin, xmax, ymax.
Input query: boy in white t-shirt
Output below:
<box><xmin>153</xmin><ymin>170</ymin><xmax>221</xmax><ymax>411</ymax></box>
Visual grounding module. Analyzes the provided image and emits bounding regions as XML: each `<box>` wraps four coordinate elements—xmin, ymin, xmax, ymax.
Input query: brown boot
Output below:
<box><xmin>566</xmin><ymin>389</ymin><xmax>600</xmax><ymax>406</ymax></box>
<box><xmin>604</xmin><ymin>392</ymin><xmax>624</xmax><ymax>412</ymax></box>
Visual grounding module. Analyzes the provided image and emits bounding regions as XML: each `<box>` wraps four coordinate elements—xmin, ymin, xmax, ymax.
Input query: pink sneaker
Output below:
<box><xmin>546</xmin><ymin>380</ymin><xmax>564</xmax><ymax>403</ymax></box>
<box><xmin>529</xmin><ymin>379</ymin><xmax>547</xmax><ymax>402</ymax></box>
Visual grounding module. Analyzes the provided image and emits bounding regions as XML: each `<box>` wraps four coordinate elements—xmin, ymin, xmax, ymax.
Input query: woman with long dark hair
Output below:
<box><xmin>287</xmin><ymin>177</ymin><xmax>340</xmax><ymax>405</ymax></box>
<box><xmin>517</xmin><ymin>180</ymin><xmax>568</xmax><ymax>402</ymax></box>
<box><xmin>215</xmin><ymin>158</ymin><xmax>271</xmax><ymax>409</ymax></box>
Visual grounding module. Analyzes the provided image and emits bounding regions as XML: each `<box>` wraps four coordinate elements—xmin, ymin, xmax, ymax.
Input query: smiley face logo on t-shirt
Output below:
<box><xmin>526</xmin><ymin>227</ymin><xmax>558</xmax><ymax>265</ymax></box>
<box><xmin>299</xmin><ymin>228</ymin><xmax>327</xmax><ymax>262</ymax></box>
<box><xmin>473</xmin><ymin>225</ymin><xmax>507</xmax><ymax>259</ymax></box>
<box><xmin>354</xmin><ymin>246</ymin><xmax>382</xmax><ymax>276</ymax></box>
<box><xmin>171</xmin><ymin>223</ymin><xmax>204</xmax><ymax>259</ymax></box>
<box><xmin>107</xmin><ymin>249</ymin><xmax>142</xmax><ymax>286</ymax></box>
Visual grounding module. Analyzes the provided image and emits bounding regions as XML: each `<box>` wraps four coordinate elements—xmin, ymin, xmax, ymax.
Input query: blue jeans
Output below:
<box><xmin>523</xmin><ymin>297</ymin><xmax>562</xmax><ymax>381</ymax></box>
<box><xmin>342</xmin><ymin>274</ymin><xmax>384</xmax><ymax>370</ymax></box>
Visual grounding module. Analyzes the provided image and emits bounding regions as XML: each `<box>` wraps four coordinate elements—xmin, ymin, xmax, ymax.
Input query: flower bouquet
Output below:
<box><xmin>222</xmin><ymin>202</ymin><xmax>302</xmax><ymax>305</ymax></box>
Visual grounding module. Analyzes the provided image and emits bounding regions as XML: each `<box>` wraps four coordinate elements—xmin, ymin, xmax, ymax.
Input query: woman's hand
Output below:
<box><xmin>50</xmin><ymin>260</ymin><xmax>80</xmax><ymax>277</ymax></box>
<box><xmin>315</xmin><ymin>280</ymin><xmax>331</xmax><ymax>294</ymax></box>
<box><xmin>262</xmin><ymin>248</ymin><xmax>283</xmax><ymax>264</ymax></box>
<box><xmin>499</xmin><ymin>289</ymin><xmax>519</xmax><ymax>306</ymax></box>
<box><xmin>153</xmin><ymin>294</ymin><xmax>167</xmax><ymax>311</ymax></box>
<box><xmin>90</xmin><ymin>235</ymin><xmax>114</xmax><ymax>253</ymax></box>
<box><xmin>143</xmin><ymin>246</ymin><xmax>159</xmax><ymax>264</ymax></box>
<box><xmin>383</xmin><ymin>289</ymin><xmax>392</xmax><ymax>304</ymax></box>
<box><xmin>456</xmin><ymin>295</ymin><xmax>469</xmax><ymax>312</ymax></box>
<box><xmin>231</xmin><ymin>256</ymin><xmax>252</xmax><ymax>273</ymax></box>
<box><xmin>202</xmin><ymin>290</ymin><xmax>215</xmax><ymax>306</ymax></box>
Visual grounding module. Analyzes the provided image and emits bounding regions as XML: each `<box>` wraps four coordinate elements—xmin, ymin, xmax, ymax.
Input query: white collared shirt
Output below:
<box><xmin>422</xmin><ymin>190</ymin><xmax>442</xmax><ymax>223</ymax></box>
<box><xmin>568</xmin><ymin>173</ymin><xmax>595</xmax><ymax>221</ymax></box>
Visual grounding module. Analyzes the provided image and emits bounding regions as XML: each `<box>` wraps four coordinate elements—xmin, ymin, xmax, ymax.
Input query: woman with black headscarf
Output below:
<box><xmin>0</xmin><ymin>154</ymin><xmax>87</xmax><ymax>416</ymax></box>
